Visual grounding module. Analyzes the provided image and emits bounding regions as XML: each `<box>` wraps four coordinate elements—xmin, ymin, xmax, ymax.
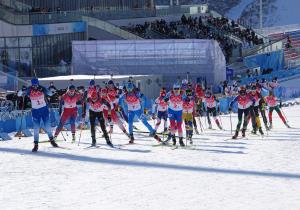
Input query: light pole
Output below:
<box><xmin>260</xmin><ymin>0</ymin><xmax>263</xmax><ymax>32</ymax></box>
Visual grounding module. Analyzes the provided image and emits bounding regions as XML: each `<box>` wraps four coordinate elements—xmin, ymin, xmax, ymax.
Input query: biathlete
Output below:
<box><xmin>53</xmin><ymin>85</ymin><xmax>83</xmax><ymax>143</ymax></box>
<box><xmin>18</xmin><ymin>78</ymin><xmax>58</xmax><ymax>152</ymax></box>
<box><xmin>152</xmin><ymin>87</ymin><xmax>168</xmax><ymax>133</ymax></box>
<box><xmin>119</xmin><ymin>82</ymin><xmax>162</xmax><ymax>144</ymax></box>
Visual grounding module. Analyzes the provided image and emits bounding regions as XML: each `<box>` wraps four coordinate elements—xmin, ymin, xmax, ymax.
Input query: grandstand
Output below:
<box><xmin>269</xmin><ymin>30</ymin><xmax>300</xmax><ymax>69</ymax></box>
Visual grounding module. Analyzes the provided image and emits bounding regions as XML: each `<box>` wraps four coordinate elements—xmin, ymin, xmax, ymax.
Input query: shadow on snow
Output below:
<box><xmin>0</xmin><ymin>147</ymin><xmax>300</xmax><ymax>180</ymax></box>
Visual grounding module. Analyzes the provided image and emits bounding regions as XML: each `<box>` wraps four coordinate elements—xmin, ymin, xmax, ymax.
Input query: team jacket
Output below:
<box><xmin>230</xmin><ymin>94</ymin><xmax>255</xmax><ymax>110</ymax></box>
<box><xmin>119</xmin><ymin>91</ymin><xmax>145</xmax><ymax>111</ymax></box>
<box><xmin>60</xmin><ymin>93</ymin><xmax>82</xmax><ymax>109</ymax></box>
<box><xmin>265</xmin><ymin>96</ymin><xmax>278</xmax><ymax>108</ymax></box>
<box><xmin>82</xmin><ymin>91</ymin><xmax>111</xmax><ymax>114</ymax></box>
<box><xmin>106</xmin><ymin>87</ymin><xmax>119</xmax><ymax>106</ymax></box>
<box><xmin>164</xmin><ymin>90</ymin><xmax>185</xmax><ymax>111</ymax></box>
<box><xmin>152</xmin><ymin>96</ymin><xmax>168</xmax><ymax>113</ymax></box>
<box><xmin>183</xmin><ymin>98</ymin><xmax>195</xmax><ymax>113</ymax></box>
<box><xmin>18</xmin><ymin>86</ymin><xmax>53</xmax><ymax>110</ymax></box>
<box><xmin>203</xmin><ymin>95</ymin><xmax>218</xmax><ymax>109</ymax></box>
<box><xmin>86</xmin><ymin>86</ymin><xmax>97</xmax><ymax>99</ymax></box>
<box><xmin>251</xmin><ymin>92</ymin><xmax>264</xmax><ymax>107</ymax></box>
<box><xmin>59</xmin><ymin>92</ymin><xmax>83</xmax><ymax>114</ymax></box>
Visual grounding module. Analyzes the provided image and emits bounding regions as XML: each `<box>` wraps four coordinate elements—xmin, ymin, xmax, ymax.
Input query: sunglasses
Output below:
<box><xmin>174</xmin><ymin>88</ymin><xmax>179</xmax><ymax>90</ymax></box>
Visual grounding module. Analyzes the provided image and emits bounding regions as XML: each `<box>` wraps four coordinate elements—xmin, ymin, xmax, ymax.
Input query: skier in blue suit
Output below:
<box><xmin>18</xmin><ymin>78</ymin><xmax>58</xmax><ymax>152</ymax></box>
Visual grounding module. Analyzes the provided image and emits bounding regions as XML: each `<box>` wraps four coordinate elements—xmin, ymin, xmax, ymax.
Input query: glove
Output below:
<box><xmin>108</xmin><ymin>114</ymin><xmax>112</xmax><ymax>122</ymax></box>
<box><xmin>144</xmin><ymin>108</ymin><xmax>148</xmax><ymax>115</ymax></box>
<box><xmin>152</xmin><ymin>114</ymin><xmax>157</xmax><ymax>120</ymax></box>
<box><xmin>279</xmin><ymin>101</ymin><xmax>282</xmax><ymax>108</ymax></box>
<box><xmin>229</xmin><ymin>107</ymin><xmax>232</xmax><ymax>112</ymax></box>
<box><xmin>117</xmin><ymin>106</ymin><xmax>122</xmax><ymax>112</ymax></box>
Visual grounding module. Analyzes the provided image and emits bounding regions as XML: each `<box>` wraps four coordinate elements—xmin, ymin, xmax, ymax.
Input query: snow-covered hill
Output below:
<box><xmin>226</xmin><ymin>0</ymin><xmax>300</xmax><ymax>28</ymax></box>
<box><xmin>1</xmin><ymin>104</ymin><xmax>300</xmax><ymax>209</ymax></box>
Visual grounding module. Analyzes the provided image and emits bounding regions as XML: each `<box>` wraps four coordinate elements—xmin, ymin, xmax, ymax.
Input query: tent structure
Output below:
<box><xmin>72</xmin><ymin>39</ymin><xmax>226</xmax><ymax>88</ymax></box>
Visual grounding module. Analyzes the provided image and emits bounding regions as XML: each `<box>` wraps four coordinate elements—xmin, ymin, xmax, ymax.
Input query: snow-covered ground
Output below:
<box><xmin>226</xmin><ymin>0</ymin><xmax>300</xmax><ymax>27</ymax></box>
<box><xmin>1</xmin><ymin>105</ymin><xmax>300</xmax><ymax>210</ymax></box>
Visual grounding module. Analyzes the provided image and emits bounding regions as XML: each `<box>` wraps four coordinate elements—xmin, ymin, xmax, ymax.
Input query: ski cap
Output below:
<box><xmin>108</xmin><ymin>80</ymin><xmax>114</xmax><ymax>86</ymax></box>
<box><xmin>89</xmin><ymin>79</ymin><xmax>95</xmax><ymax>86</ymax></box>
<box><xmin>126</xmin><ymin>82</ymin><xmax>134</xmax><ymax>92</ymax></box>
<box><xmin>68</xmin><ymin>85</ymin><xmax>76</xmax><ymax>90</ymax></box>
<box><xmin>160</xmin><ymin>87</ymin><xmax>166</xmax><ymax>97</ymax></box>
<box><xmin>31</xmin><ymin>78</ymin><xmax>39</xmax><ymax>86</ymax></box>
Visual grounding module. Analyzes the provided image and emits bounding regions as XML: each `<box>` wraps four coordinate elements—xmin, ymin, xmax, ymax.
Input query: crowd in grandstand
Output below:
<box><xmin>124</xmin><ymin>14</ymin><xmax>264</xmax><ymax>63</ymax></box>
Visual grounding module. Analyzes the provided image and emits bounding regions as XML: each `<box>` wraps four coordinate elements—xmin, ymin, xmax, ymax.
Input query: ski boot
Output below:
<box><xmin>265</xmin><ymin>124</ymin><xmax>270</xmax><ymax>131</ymax></box>
<box><xmin>32</xmin><ymin>142</ymin><xmax>38</xmax><ymax>152</ymax></box>
<box><xmin>172</xmin><ymin>135</ymin><xmax>176</xmax><ymax>146</ymax></box>
<box><xmin>50</xmin><ymin>138</ymin><xmax>58</xmax><ymax>147</ymax></box>
<box><xmin>129</xmin><ymin>134</ymin><xmax>134</xmax><ymax>144</ymax></box>
<box><xmin>269</xmin><ymin>122</ymin><xmax>273</xmax><ymax>129</ymax></box>
<box><xmin>122</xmin><ymin>129</ymin><xmax>131</xmax><ymax>139</ymax></box>
<box><xmin>72</xmin><ymin>134</ymin><xmax>76</xmax><ymax>143</ymax></box>
<box><xmin>217</xmin><ymin>124</ymin><xmax>223</xmax><ymax>130</ymax></box>
<box><xmin>153</xmin><ymin>134</ymin><xmax>162</xmax><ymax>143</ymax></box>
<box><xmin>242</xmin><ymin>129</ymin><xmax>246</xmax><ymax>138</ymax></box>
<box><xmin>179</xmin><ymin>137</ymin><xmax>185</xmax><ymax>147</ymax></box>
<box><xmin>208</xmin><ymin>124</ymin><xmax>212</xmax><ymax>129</ymax></box>
<box><xmin>162</xmin><ymin>133</ymin><xmax>172</xmax><ymax>145</ymax></box>
<box><xmin>188</xmin><ymin>135</ymin><xmax>193</xmax><ymax>145</ymax></box>
<box><xmin>91</xmin><ymin>137</ymin><xmax>96</xmax><ymax>146</ymax></box>
<box><xmin>106</xmin><ymin>138</ymin><xmax>114</xmax><ymax>147</ymax></box>
<box><xmin>251</xmin><ymin>128</ymin><xmax>257</xmax><ymax>135</ymax></box>
<box><xmin>149</xmin><ymin>130</ymin><xmax>156</xmax><ymax>137</ymax></box>
<box><xmin>259</xmin><ymin>127</ymin><xmax>264</xmax><ymax>135</ymax></box>
<box><xmin>194</xmin><ymin>127</ymin><xmax>199</xmax><ymax>135</ymax></box>
<box><xmin>285</xmin><ymin>122</ymin><xmax>291</xmax><ymax>128</ymax></box>
<box><xmin>232</xmin><ymin>131</ymin><xmax>239</xmax><ymax>139</ymax></box>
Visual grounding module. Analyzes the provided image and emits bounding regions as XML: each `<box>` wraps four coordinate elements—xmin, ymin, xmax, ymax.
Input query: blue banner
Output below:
<box><xmin>244</xmin><ymin>50</ymin><xmax>284</xmax><ymax>71</ymax></box>
<box><xmin>33</xmin><ymin>22</ymin><xmax>86</xmax><ymax>36</ymax></box>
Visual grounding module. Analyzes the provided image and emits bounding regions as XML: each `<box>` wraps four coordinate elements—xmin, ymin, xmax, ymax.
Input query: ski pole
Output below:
<box><xmin>229</xmin><ymin>111</ymin><xmax>233</xmax><ymax>135</ymax></box>
<box><xmin>61</xmin><ymin>131</ymin><xmax>67</xmax><ymax>141</ymax></box>
<box><xmin>218</xmin><ymin>114</ymin><xmax>223</xmax><ymax>129</ymax></box>
<box><xmin>78</xmin><ymin>122</ymin><xmax>83</xmax><ymax>146</ymax></box>
<box><xmin>279</xmin><ymin>107</ymin><xmax>289</xmax><ymax>123</ymax></box>
<box><xmin>197</xmin><ymin>116</ymin><xmax>204</xmax><ymax>132</ymax></box>
<box><xmin>204</xmin><ymin>112</ymin><xmax>207</xmax><ymax>129</ymax></box>
<box><xmin>18</xmin><ymin>111</ymin><xmax>24</xmax><ymax>139</ymax></box>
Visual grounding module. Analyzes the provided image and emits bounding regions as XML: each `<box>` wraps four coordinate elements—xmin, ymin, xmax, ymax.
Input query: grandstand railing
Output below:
<box><xmin>0</xmin><ymin>3</ymin><xmax>156</xmax><ymax>25</ymax></box>
<box><xmin>82</xmin><ymin>16</ymin><xmax>143</xmax><ymax>40</ymax></box>
<box><xmin>242</xmin><ymin>36</ymin><xmax>285</xmax><ymax>57</ymax></box>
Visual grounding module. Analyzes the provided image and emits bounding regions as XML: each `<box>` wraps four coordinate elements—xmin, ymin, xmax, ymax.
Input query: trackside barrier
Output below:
<box><xmin>1</xmin><ymin>87</ymin><xmax>300</xmax><ymax>136</ymax></box>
